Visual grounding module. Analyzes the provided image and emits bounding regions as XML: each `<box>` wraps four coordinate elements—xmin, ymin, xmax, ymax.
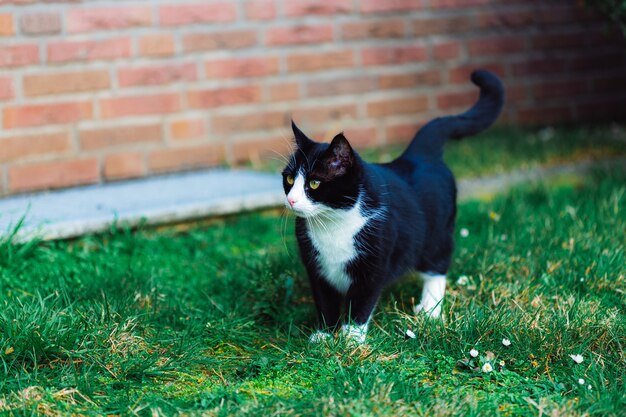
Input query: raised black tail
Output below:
<box><xmin>401</xmin><ymin>69</ymin><xmax>504</xmax><ymax>160</ymax></box>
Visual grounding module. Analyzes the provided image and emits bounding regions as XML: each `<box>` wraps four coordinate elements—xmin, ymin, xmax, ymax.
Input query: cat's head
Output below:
<box><xmin>282</xmin><ymin>121</ymin><xmax>361</xmax><ymax>218</ymax></box>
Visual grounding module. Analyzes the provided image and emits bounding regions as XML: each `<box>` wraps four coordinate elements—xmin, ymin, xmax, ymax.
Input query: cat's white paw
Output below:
<box><xmin>309</xmin><ymin>331</ymin><xmax>332</xmax><ymax>344</ymax></box>
<box><xmin>416</xmin><ymin>272</ymin><xmax>446</xmax><ymax>319</ymax></box>
<box><xmin>341</xmin><ymin>324</ymin><xmax>368</xmax><ymax>345</ymax></box>
<box><xmin>414</xmin><ymin>302</ymin><xmax>442</xmax><ymax>319</ymax></box>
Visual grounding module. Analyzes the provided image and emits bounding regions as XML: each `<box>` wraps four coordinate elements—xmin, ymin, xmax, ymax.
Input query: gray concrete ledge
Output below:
<box><xmin>0</xmin><ymin>169</ymin><xmax>284</xmax><ymax>242</ymax></box>
<box><xmin>0</xmin><ymin>157</ymin><xmax>623</xmax><ymax>242</ymax></box>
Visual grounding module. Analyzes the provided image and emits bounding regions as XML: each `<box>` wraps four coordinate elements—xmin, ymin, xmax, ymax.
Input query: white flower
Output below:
<box><xmin>470</xmin><ymin>349</ymin><xmax>479</xmax><ymax>358</ymax></box>
<box><xmin>587</xmin><ymin>384</ymin><xmax>592</xmax><ymax>390</ymax></box>
<box><xmin>460</xmin><ymin>228</ymin><xmax>469</xmax><ymax>237</ymax></box>
<box><xmin>456</xmin><ymin>275</ymin><xmax>469</xmax><ymax>285</ymax></box>
<box><xmin>570</xmin><ymin>354</ymin><xmax>584</xmax><ymax>364</ymax></box>
<box><xmin>405</xmin><ymin>329</ymin><xmax>416</xmax><ymax>339</ymax></box>
<box><xmin>482</xmin><ymin>363</ymin><xmax>493</xmax><ymax>373</ymax></box>
<box><xmin>501</xmin><ymin>234</ymin><xmax>508</xmax><ymax>241</ymax></box>
<box><xmin>499</xmin><ymin>360</ymin><xmax>505</xmax><ymax>367</ymax></box>
<box><xmin>578</xmin><ymin>378</ymin><xmax>585</xmax><ymax>385</ymax></box>
<box><xmin>502</xmin><ymin>338</ymin><xmax>511</xmax><ymax>346</ymax></box>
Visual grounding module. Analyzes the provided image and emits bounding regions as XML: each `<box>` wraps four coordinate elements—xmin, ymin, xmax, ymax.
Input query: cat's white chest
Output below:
<box><xmin>306</xmin><ymin>202</ymin><xmax>367</xmax><ymax>294</ymax></box>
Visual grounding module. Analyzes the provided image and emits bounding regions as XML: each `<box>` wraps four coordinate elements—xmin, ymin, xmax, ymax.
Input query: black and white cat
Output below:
<box><xmin>282</xmin><ymin>70</ymin><xmax>504</xmax><ymax>344</ymax></box>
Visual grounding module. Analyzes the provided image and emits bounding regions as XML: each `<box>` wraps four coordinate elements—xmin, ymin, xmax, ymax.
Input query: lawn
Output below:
<box><xmin>0</xmin><ymin>129</ymin><xmax>625</xmax><ymax>416</ymax></box>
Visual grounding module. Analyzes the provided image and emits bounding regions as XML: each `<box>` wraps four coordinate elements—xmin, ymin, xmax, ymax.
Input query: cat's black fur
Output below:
<box><xmin>282</xmin><ymin>70</ymin><xmax>504</xmax><ymax>335</ymax></box>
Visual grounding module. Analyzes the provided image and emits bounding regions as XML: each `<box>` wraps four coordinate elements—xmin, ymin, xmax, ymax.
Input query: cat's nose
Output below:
<box><xmin>288</xmin><ymin>197</ymin><xmax>297</xmax><ymax>207</ymax></box>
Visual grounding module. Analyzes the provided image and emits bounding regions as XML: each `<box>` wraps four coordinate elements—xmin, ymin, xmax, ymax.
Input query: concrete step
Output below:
<box><xmin>0</xmin><ymin>169</ymin><xmax>283</xmax><ymax>241</ymax></box>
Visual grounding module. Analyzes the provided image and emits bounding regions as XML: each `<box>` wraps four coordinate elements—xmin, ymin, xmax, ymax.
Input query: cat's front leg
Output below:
<box><xmin>342</xmin><ymin>285</ymin><xmax>382</xmax><ymax>345</ymax></box>
<box><xmin>308</xmin><ymin>274</ymin><xmax>342</xmax><ymax>343</ymax></box>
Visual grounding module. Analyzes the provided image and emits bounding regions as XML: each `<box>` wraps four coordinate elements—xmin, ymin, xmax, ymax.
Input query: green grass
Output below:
<box><xmin>256</xmin><ymin>124</ymin><xmax>626</xmax><ymax>178</ymax></box>
<box><xmin>1</xmin><ymin>150</ymin><xmax>625</xmax><ymax>414</ymax></box>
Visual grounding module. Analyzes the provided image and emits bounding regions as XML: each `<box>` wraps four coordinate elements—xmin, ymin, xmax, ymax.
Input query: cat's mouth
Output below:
<box><xmin>284</xmin><ymin>198</ymin><xmax>319</xmax><ymax>218</ymax></box>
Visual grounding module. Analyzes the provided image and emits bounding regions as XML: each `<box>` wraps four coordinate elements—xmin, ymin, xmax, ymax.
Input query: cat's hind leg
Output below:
<box><xmin>414</xmin><ymin>272</ymin><xmax>446</xmax><ymax>319</ymax></box>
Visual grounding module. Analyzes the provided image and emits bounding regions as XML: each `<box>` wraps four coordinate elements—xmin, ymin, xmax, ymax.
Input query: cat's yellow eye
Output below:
<box><xmin>286</xmin><ymin>175</ymin><xmax>294</xmax><ymax>185</ymax></box>
<box><xmin>309</xmin><ymin>179</ymin><xmax>321</xmax><ymax>190</ymax></box>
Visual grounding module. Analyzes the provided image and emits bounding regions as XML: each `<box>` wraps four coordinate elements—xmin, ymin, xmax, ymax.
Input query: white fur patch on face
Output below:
<box><xmin>414</xmin><ymin>272</ymin><xmax>446</xmax><ymax>319</ymax></box>
<box><xmin>285</xmin><ymin>171</ymin><xmax>319</xmax><ymax>217</ymax></box>
<box><xmin>306</xmin><ymin>198</ymin><xmax>367</xmax><ymax>294</ymax></box>
<box><xmin>341</xmin><ymin>322</ymin><xmax>368</xmax><ymax>345</ymax></box>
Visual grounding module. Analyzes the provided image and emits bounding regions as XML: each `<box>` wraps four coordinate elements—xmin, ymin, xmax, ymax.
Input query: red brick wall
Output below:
<box><xmin>0</xmin><ymin>0</ymin><xmax>625</xmax><ymax>195</ymax></box>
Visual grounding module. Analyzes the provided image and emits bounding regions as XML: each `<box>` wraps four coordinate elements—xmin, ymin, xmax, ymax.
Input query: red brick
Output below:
<box><xmin>568</xmin><ymin>52</ymin><xmax>626</xmax><ymax>72</ymax></box>
<box><xmin>139</xmin><ymin>34</ymin><xmax>176</xmax><ymax>57</ymax></box>
<box><xmin>23</xmin><ymin>70</ymin><xmax>110</xmax><ymax>97</ymax></box>
<box><xmin>576</xmin><ymin>96</ymin><xmax>626</xmax><ymax>121</ymax></box>
<box><xmin>187</xmin><ymin>85</ymin><xmax>262</xmax><ymax>109</ymax></box>
<box><xmin>379</xmin><ymin>70</ymin><xmax>441</xmax><ymax>89</ymax></box>
<box><xmin>307</xmin><ymin>76</ymin><xmax>375</xmax><ymax>97</ymax></box>
<box><xmin>118</xmin><ymin>63</ymin><xmax>197</xmax><ymax>87</ymax></box>
<box><xmin>287</xmin><ymin>50</ymin><xmax>354</xmax><ymax>72</ymax></box>
<box><xmin>0</xmin><ymin>76</ymin><xmax>14</xmax><ymax>100</ymax></box>
<box><xmin>0</xmin><ymin>14</ymin><xmax>14</xmax><ymax>36</ymax></box>
<box><xmin>47</xmin><ymin>37</ymin><xmax>132</xmax><ymax>63</ymax></box>
<box><xmin>436</xmin><ymin>90</ymin><xmax>478</xmax><ymax>110</ymax></box>
<box><xmin>20</xmin><ymin>12</ymin><xmax>61</xmax><ymax>35</ymax></box>
<box><xmin>149</xmin><ymin>143</ymin><xmax>225</xmax><ymax>173</ymax></box>
<box><xmin>232</xmin><ymin>137</ymin><xmax>292</xmax><ymax>163</ymax></box>
<box><xmin>412</xmin><ymin>16</ymin><xmax>475</xmax><ymax>36</ymax></box>
<box><xmin>100</xmin><ymin>93</ymin><xmax>181</xmax><ymax>119</ymax></box>
<box><xmin>80</xmin><ymin>124</ymin><xmax>163</xmax><ymax>150</ymax></box>
<box><xmin>67</xmin><ymin>6</ymin><xmax>152</xmax><ymax>33</ymax></box>
<box><xmin>4</xmin><ymin>102</ymin><xmax>92</xmax><ymax>129</ymax></box>
<box><xmin>267</xmin><ymin>82</ymin><xmax>300</xmax><ymax>102</ymax></box>
<box><xmin>362</xmin><ymin>46</ymin><xmax>426</xmax><ymax>66</ymax></box>
<box><xmin>433</xmin><ymin>41</ymin><xmax>460</xmax><ymax>60</ymax></box>
<box><xmin>477</xmin><ymin>10</ymin><xmax>536</xmax><ymax>30</ymax></box>
<box><xmin>535</xmin><ymin>5</ymin><xmax>575</xmax><ymax>25</ymax></box>
<box><xmin>104</xmin><ymin>152</ymin><xmax>146</xmax><ymax>180</ymax></box>
<box><xmin>342</xmin><ymin>19</ymin><xmax>405</xmax><ymax>40</ymax></box>
<box><xmin>0</xmin><ymin>44</ymin><xmax>39</xmax><ymax>67</ymax></box>
<box><xmin>468</xmin><ymin>36</ymin><xmax>526</xmax><ymax>56</ymax></box>
<box><xmin>159</xmin><ymin>3</ymin><xmax>236</xmax><ymax>26</ymax></box>
<box><xmin>291</xmin><ymin>104</ymin><xmax>358</xmax><ymax>124</ymax></box>
<box><xmin>361</xmin><ymin>0</ymin><xmax>425</xmax><ymax>13</ymax></box>
<box><xmin>285</xmin><ymin>0</ymin><xmax>352</xmax><ymax>16</ymax></box>
<box><xmin>341</xmin><ymin>126</ymin><xmax>379</xmax><ymax>148</ymax></box>
<box><xmin>448</xmin><ymin>63</ymin><xmax>505</xmax><ymax>84</ymax></box>
<box><xmin>532</xmin><ymin>33</ymin><xmax>582</xmax><ymax>51</ymax></box>
<box><xmin>8</xmin><ymin>158</ymin><xmax>99</xmax><ymax>193</ymax></box>
<box><xmin>367</xmin><ymin>96</ymin><xmax>429</xmax><ymax>117</ymax></box>
<box><xmin>386</xmin><ymin>122</ymin><xmax>423</xmax><ymax>145</ymax></box>
<box><xmin>205</xmin><ymin>57</ymin><xmax>280</xmax><ymax>79</ymax></box>
<box><xmin>212</xmin><ymin>111</ymin><xmax>287</xmax><ymax>133</ymax></box>
<box><xmin>533</xmin><ymin>80</ymin><xmax>587</xmax><ymax>100</ymax></box>
<box><xmin>431</xmin><ymin>0</ymin><xmax>489</xmax><ymax>8</ymax></box>
<box><xmin>0</xmin><ymin>131</ymin><xmax>71</xmax><ymax>163</ymax></box>
<box><xmin>169</xmin><ymin>118</ymin><xmax>208</xmax><ymax>141</ymax></box>
<box><xmin>517</xmin><ymin>106</ymin><xmax>573</xmax><ymax>125</ymax></box>
<box><xmin>266</xmin><ymin>24</ymin><xmax>334</xmax><ymax>46</ymax></box>
<box><xmin>593</xmin><ymin>74</ymin><xmax>626</xmax><ymax>92</ymax></box>
<box><xmin>183</xmin><ymin>30</ymin><xmax>257</xmax><ymax>52</ymax></box>
<box><xmin>511</xmin><ymin>59</ymin><xmax>564</xmax><ymax>77</ymax></box>
<box><xmin>244</xmin><ymin>0</ymin><xmax>277</xmax><ymax>20</ymax></box>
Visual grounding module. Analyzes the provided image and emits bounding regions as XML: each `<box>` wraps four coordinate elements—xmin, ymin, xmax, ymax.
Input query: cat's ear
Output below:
<box><xmin>324</xmin><ymin>133</ymin><xmax>354</xmax><ymax>177</ymax></box>
<box><xmin>291</xmin><ymin>120</ymin><xmax>315</xmax><ymax>151</ymax></box>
